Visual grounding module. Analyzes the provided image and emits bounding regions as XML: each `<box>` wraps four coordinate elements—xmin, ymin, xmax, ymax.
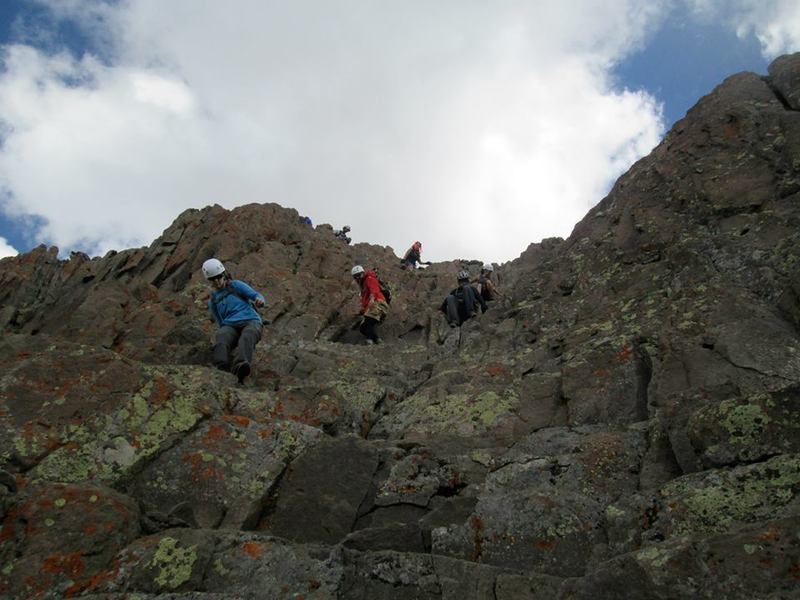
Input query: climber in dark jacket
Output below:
<box><xmin>400</xmin><ymin>241</ymin><xmax>431</xmax><ymax>269</ymax></box>
<box><xmin>334</xmin><ymin>225</ymin><xmax>352</xmax><ymax>244</ymax></box>
<box><xmin>203</xmin><ymin>258</ymin><xmax>265</xmax><ymax>384</ymax></box>
<box><xmin>441</xmin><ymin>270</ymin><xmax>487</xmax><ymax>327</ymax></box>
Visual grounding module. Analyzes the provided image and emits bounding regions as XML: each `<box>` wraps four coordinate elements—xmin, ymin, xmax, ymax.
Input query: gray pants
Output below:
<box><xmin>445</xmin><ymin>293</ymin><xmax>477</xmax><ymax>326</ymax></box>
<box><xmin>213</xmin><ymin>320</ymin><xmax>262</xmax><ymax>372</ymax></box>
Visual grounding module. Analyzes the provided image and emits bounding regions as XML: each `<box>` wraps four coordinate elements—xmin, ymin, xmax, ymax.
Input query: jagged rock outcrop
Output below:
<box><xmin>1</xmin><ymin>53</ymin><xmax>800</xmax><ymax>599</ymax></box>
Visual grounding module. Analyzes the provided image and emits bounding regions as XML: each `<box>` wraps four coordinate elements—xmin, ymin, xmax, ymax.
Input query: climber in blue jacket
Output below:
<box><xmin>202</xmin><ymin>258</ymin><xmax>265</xmax><ymax>384</ymax></box>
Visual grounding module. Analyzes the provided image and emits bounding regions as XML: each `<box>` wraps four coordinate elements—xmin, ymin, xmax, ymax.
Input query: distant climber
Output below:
<box><xmin>400</xmin><ymin>241</ymin><xmax>431</xmax><ymax>269</ymax></box>
<box><xmin>300</xmin><ymin>215</ymin><xmax>313</xmax><ymax>226</ymax></box>
<box><xmin>441</xmin><ymin>270</ymin><xmax>487</xmax><ymax>328</ymax></box>
<box><xmin>352</xmin><ymin>265</ymin><xmax>389</xmax><ymax>344</ymax></box>
<box><xmin>334</xmin><ymin>225</ymin><xmax>352</xmax><ymax>244</ymax></box>
<box><xmin>203</xmin><ymin>258</ymin><xmax>265</xmax><ymax>384</ymax></box>
<box><xmin>473</xmin><ymin>263</ymin><xmax>500</xmax><ymax>302</ymax></box>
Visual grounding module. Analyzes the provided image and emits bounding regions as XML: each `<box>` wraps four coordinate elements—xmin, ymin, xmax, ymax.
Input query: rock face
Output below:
<box><xmin>1</xmin><ymin>54</ymin><xmax>800</xmax><ymax>599</ymax></box>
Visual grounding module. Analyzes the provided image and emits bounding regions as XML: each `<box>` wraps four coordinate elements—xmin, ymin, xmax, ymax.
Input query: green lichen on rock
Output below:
<box><xmin>31</xmin><ymin>423</ymin><xmax>101</xmax><ymax>483</ymax></box>
<box><xmin>212</xmin><ymin>558</ymin><xmax>230</xmax><ymax>576</ymax></box>
<box><xmin>743</xmin><ymin>543</ymin><xmax>758</xmax><ymax>555</ymax></box>
<box><xmin>11</xmin><ymin>427</ymin><xmax>52</xmax><ymax>463</ymax></box>
<box><xmin>690</xmin><ymin>390</ymin><xmax>799</xmax><ymax>465</ymax></box>
<box><xmin>274</xmin><ymin>426</ymin><xmax>302</xmax><ymax>458</ymax></box>
<box><xmin>332</xmin><ymin>377</ymin><xmax>384</xmax><ymax>412</ymax></box>
<box><xmin>401</xmin><ymin>389</ymin><xmax>517</xmax><ymax>435</ymax></box>
<box><xmin>545</xmin><ymin>512</ymin><xmax>584</xmax><ymax>538</ymax></box>
<box><xmin>470</xmin><ymin>449</ymin><xmax>494</xmax><ymax>466</ymax></box>
<box><xmin>473</xmin><ymin>391</ymin><xmax>516</xmax><ymax>426</ymax></box>
<box><xmin>719</xmin><ymin>397</ymin><xmax>771</xmax><ymax>446</ymax></box>
<box><xmin>29</xmin><ymin>367</ymin><xmax>206</xmax><ymax>484</ymax></box>
<box><xmin>604</xmin><ymin>504</ymin><xmax>626</xmax><ymax>520</ymax></box>
<box><xmin>147</xmin><ymin>536</ymin><xmax>198</xmax><ymax>590</ymax></box>
<box><xmin>636</xmin><ymin>545</ymin><xmax>674</xmax><ymax>568</ymax></box>
<box><xmin>245</xmin><ymin>470</ymin><xmax>274</xmax><ymax>497</ymax></box>
<box><xmin>139</xmin><ymin>396</ymin><xmax>199</xmax><ymax>451</ymax></box>
<box><xmin>662</xmin><ymin>454</ymin><xmax>800</xmax><ymax>536</ymax></box>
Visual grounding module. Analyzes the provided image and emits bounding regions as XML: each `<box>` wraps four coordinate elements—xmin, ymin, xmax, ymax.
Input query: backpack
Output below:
<box><xmin>377</xmin><ymin>276</ymin><xmax>392</xmax><ymax>304</ymax></box>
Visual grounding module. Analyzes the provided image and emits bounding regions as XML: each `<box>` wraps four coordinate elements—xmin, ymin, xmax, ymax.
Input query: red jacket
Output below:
<box><xmin>359</xmin><ymin>270</ymin><xmax>386</xmax><ymax>312</ymax></box>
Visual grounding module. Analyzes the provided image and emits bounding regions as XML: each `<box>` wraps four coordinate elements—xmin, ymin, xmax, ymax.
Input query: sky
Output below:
<box><xmin>0</xmin><ymin>1</ymin><xmax>798</xmax><ymax>264</ymax></box>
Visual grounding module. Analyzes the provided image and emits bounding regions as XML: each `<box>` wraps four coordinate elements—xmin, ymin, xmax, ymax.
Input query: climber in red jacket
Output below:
<box><xmin>351</xmin><ymin>265</ymin><xmax>389</xmax><ymax>344</ymax></box>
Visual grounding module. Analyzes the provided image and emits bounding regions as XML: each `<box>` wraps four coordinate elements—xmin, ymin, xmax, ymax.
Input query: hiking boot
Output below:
<box><xmin>374</xmin><ymin>338</ymin><xmax>383</xmax><ymax>345</ymax></box>
<box><xmin>365</xmin><ymin>339</ymin><xmax>375</xmax><ymax>345</ymax></box>
<box><xmin>449</xmin><ymin>322</ymin><xmax>458</xmax><ymax>328</ymax></box>
<box><xmin>235</xmin><ymin>362</ymin><xmax>251</xmax><ymax>384</ymax></box>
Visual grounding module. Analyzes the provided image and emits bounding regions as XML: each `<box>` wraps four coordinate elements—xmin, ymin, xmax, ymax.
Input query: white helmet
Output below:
<box><xmin>351</xmin><ymin>265</ymin><xmax>365</xmax><ymax>276</ymax></box>
<box><xmin>482</xmin><ymin>263</ymin><xmax>494</xmax><ymax>272</ymax></box>
<box><xmin>202</xmin><ymin>258</ymin><xmax>226</xmax><ymax>279</ymax></box>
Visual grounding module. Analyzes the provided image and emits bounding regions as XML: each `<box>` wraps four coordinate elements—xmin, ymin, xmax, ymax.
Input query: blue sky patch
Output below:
<box><xmin>614</xmin><ymin>12</ymin><xmax>768</xmax><ymax>127</ymax></box>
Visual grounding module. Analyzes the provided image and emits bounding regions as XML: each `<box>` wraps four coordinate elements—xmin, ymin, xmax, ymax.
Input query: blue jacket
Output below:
<box><xmin>208</xmin><ymin>280</ymin><xmax>265</xmax><ymax>326</ymax></box>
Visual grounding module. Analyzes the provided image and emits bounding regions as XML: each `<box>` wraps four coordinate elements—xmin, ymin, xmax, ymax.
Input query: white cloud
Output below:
<box><xmin>0</xmin><ymin>236</ymin><xmax>17</xmax><ymax>258</ymax></box>
<box><xmin>131</xmin><ymin>72</ymin><xmax>195</xmax><ymax>113</ymax></box>
<box><xmin>0</xmin><ymin>45</ymin><xmax>211</xmax><ymax>254</ymax></box>
<box><xmin>686</xmin><ymin>0</ymin><xmax>800</xmax><ymax>58</ymax></box>
<box><xmin>0</xmin><ymin>1</ymin><xmax>671</xmax><ymax>262</ymax></box>
<box><xmin>733</xmin><ymin>1</ymin><xmax>800</xmax><ymax>58</ymax></box>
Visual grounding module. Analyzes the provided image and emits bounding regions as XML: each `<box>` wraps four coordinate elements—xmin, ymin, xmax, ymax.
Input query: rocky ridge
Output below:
<box><xmin>0</xmin><ymin>54</ymin><xmax>799</xmax><ymax>599</ymax></box>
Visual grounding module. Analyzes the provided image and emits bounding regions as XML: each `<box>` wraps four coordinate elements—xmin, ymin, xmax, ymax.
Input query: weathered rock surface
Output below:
<box><xmin>2</xmin><ymin>53</ymin><xmax>800</xmax><ymax>599</ymax></box>
<box><xmin>0</xmin><ymin>482</ymin><xmax>140</xmax><ymax>599</ymax></box>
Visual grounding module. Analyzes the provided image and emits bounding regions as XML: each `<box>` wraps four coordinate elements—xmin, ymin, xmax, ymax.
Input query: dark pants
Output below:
<box><xmin>360</xmin><ymin>316</ymin><xmax>381</xmax><ymax>342</ymax></box>
<box><xmin>213</xmin><ymin>320</ymin><xmax>262</xmax><ymax>371</ymax></box>
<box><xmin>445</xmin><ymin>293</ymin><xmax>476</xmax><ymax>326</ymax></box>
